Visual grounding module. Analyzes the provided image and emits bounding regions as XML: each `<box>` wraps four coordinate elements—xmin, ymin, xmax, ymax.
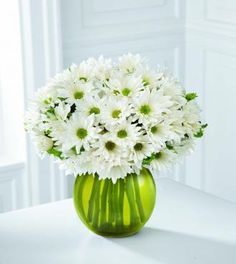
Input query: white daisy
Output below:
<box><xmin>93</xmin><ymin>132</ymin><xmax>125</xmax><ymax>162</ymax></box>
<box><xmin>161</xmin><ymin>77</ymin><xmax>186</xmax><ymax>107</ymax></box>
<box><xmin>97</xmin><ymin>161</ymin><xmax>132</xmax><ymax>183</ymax></box>
<box><xmin>58</xmin><ymin>80</ymin><xmax>93</xmax><ymax>104</ymax></box>
<box><xmin>113</xmin><ymin>121</ymin><xmax>142</xmax><ymax>147</ymax></box>
<box><xmin>101</xmin><ymin>96</ymin><xmax>132</xmax><ymax>127</ymax></box>
<box><xmin>54</xmin><ymin>101</ymin><xmax>71</xmax><ymax>121</ymax></box>
<box><xmin>150</xmin><ymin>149</ymin><xmax>177</xmax><ymax>172</ymax></box>
<box><xmin>75</xmin><ymin>150</ymin><xmax>99</xmax><ymax>175</ymax></box>
<box><xmin>175</xmin><ymin>138</ymin><xmax>195</xmax><ymax>160</ymax></box>
<box><xmin>87</xmin><ymin>56</ymin><xmax>113</xmax><ymax>81</ymax></box>
<box><xmin>107</xmin><ymin>74</ymin><xmax>143</xmax><ymax>99</ymax></box>
<box><xmin>118</xmin><ymin>53</ymin><xmax>144</xmax><ymax>74</ymax></box>
<box><xmin>133</xmin><ymin>89</ymin><xmax>173</xmax><ymax>125</ymax></box>
<box><xmin>33</xmin><ymin>134</ymin><xmax>53</xmax><ymax>155</ymax></box>
<box><xmin>60</xmin><ymin>113</ymin><xmax>98</xmax><ymax>153</ymax></box>
<box><xmin>183</xmin><ymin>100</ymin><xmax>201</xmax><ymax>135</ymax></box>
<box><xmin>76</xmin><ymin>95</ymin><xmax>102</xmax><ymax>119</ymax></box>
<box><xmin>34</xmin><ymin>85</ymin><xmax>58</xmax><ymax>109</ymax></box>
<box><xmin>129</xmin><ymin>135</ymin><xmax>154</xmax><ymax>165</ymax></box>
<box><xmin>146</xmin><ymin>122</ymin><xmax>170</xmax><ymax>151</ymax></box>
<box><xmin>138</xmin><ymin>67</ymin><xmax>159</xmax><ymax>88</ymax></box>
<box><xmin>24</xmin><ymin>54</ymin><xmax>204</xmax><ymax>181</ymax></box>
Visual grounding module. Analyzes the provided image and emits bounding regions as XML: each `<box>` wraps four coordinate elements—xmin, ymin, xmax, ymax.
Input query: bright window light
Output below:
<box><xmin>0</xmin><ymin>1</ymin><xmax>26</xmax><ymax>165</ymax></box>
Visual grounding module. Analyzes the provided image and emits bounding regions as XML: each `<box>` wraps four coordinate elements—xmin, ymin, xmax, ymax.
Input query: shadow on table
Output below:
<box><xmin>110</xmin><ymin>227</ymin><xmax>236</xmax><ymax>264</ymax></box>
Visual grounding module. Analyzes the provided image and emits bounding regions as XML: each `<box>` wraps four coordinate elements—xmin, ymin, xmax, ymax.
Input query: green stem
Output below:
<box><xmin>108</xmin><ymin>181</ymin><xmax>114</xmax><ymax>226</ymax></box>
<box><xmin>100</xmin><ymin>179</ymin><xmax>109</xmax><ymax>226</ymax></box>
<box><xmin>118</xmin><ymin>179</ymin><xmax>124</xmax><ymax>228</ymax></box>
<box><xmin>77</xmin><ymin>176</ymin><xmax>87</xmax><ymax>219</ymax></box>
<box><xmin>125</xmin><ymin>175</ymin><xmax>140</xmax><ymax>226</ymax></box>
<box><xmin>87</xmin><ymin>175</ymin><xmax>99</xmax><ymax>222</ymax></box>
<box><xmin>133</xmin><ymin>174</ymin><xmax>145</xmax><ymax>222</ymax></box>
<box><xmin>113</xmin><ymin>181</ymin><xmax>119</xmax><ymax>228</ymax></box>
<box><xmin>92</xmin><ymin>179</ymin><xmax>101</xmax><ymax>228</ymax></box>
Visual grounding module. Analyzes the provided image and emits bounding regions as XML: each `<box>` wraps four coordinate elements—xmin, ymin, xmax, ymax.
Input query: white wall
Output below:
<box><xmin>185</xmin><ymin>0</ymin><xmax>236</xmax><ymax>202</ymax></box>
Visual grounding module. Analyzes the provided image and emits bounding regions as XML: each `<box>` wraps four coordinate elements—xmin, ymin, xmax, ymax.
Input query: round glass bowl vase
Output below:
<box><xmin>73</xmin><ymin>167</ymin><xmax>156</xmax><ymax>237</ymax></box>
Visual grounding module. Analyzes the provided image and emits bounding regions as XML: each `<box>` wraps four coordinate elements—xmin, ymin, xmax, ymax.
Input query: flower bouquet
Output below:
<box><xmin>25</xmin><ymin>54</ymin><xmax>206</xmax><ymax>237</ymax></box>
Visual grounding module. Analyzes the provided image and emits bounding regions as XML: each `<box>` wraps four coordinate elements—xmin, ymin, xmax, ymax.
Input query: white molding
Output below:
<box><xmin>0</xmin><ymin>163</ymin><xmax>25</xmax><ymax>212</ymax></box>
<box><xmin>0</xmin><ymin>75</ymin><xmax>5</xmax><ymax>158</ymax></box>
<box><xmin>186</xmin><ymin>22</ymin><xmax>236</xmax><ymax>40</ymax></box>
<box><xmin>63</xmin><ymin>25</ymin><xmax>184</xmax><ymax>50</ymax></box>
<box><xmin>82</xmin><ymin>0</ymin><xmax>178</xmax><ymax>28</ymax></box>
<box><xmin>90</xmin><ymin>0</ymin><xmax>166</xmax><ymax>14</ymax></box>
<box><xmin>204</xmin><ymin>0</ymin><xmax>236</xmax><ymax>25</ymax></box>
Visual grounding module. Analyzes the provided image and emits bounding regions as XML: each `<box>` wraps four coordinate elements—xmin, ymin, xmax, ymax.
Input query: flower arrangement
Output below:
<box><xmin>25</xmin><ymin>54</ymin><xmax>206</xmax><ymax>183</ymax></box>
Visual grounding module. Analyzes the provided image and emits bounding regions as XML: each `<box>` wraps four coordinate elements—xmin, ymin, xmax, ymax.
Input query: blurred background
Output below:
<box><xmin>0</xmin><ymin>0</ymin><xmax>235</xmax><ymax>213</ymax></box>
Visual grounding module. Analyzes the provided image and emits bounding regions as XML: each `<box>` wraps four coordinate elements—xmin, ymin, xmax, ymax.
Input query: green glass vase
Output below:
<box><xmin>73</xmin><ymin>167</ymin><xmax>156</xmax><ymax>237</ymax></box>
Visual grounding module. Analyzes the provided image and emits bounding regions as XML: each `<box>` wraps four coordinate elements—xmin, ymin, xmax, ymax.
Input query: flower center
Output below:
<box><xmin>105</xmin><ymin>141</ymin><xmax>116</xmax><ymax>151</ymax></box>
<box><xmin>89</xmin><ymin>107</ymin><xmax>100</xmax><ymax>115</ymax></box>
<box><xmin>74</xmin><ymin>90</ymin><xmax>84</xmax><ymax>99</ymax></box>
<box><xmin>44</xmin><ymin>97</ymin><xmax>52</xmax><ymax>105</ymax></box>
<box><xmin>121</xmin><ymin>88</ymin><xmax>131</xmax><ymax>96</ymax></box>
<box><xmin>112</xmin><ymin>109</ymin><xmax>121</xmax><ymax>118</ymax></box>
<box><xmin>134</xmin><ymin>143</ymin><xmax>143</xmax><ymax>151</ymax></box>
<box><xmin>140</xmin><ymin>104</ymin><xmax>151</xmax><ymax>115</ymax></box>
<box><xmin>117</xmin><ymin>129</ymin><xmax>128</xmax><ymax>138</ymax></box>
<box><xmin>155</xmin><ymin>152</ymin><xmax>162</xmax><ymax>159</ymax></box>
<box><xmin>79</xmin><ymin>77</ymin><xmax>87</xmax><ymax>82</ymax></box>
<box><xmin>151</xmin><ymin>125</ymin><xmax>159</xmax><ymax>134</ymax></box>
<box><xmin>76</xmin><ymin>128</ymin><xmax>88</xmax><ymax>139</ymax></box>
<box><xmin>143</xmin><ymin>78</ymin><xmax>150</xmax><ymax>86</ymax></box>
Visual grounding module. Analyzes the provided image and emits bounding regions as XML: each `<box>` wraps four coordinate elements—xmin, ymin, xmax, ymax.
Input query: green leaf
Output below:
<box><xmin>194</xmin><ymin>123</ymin><xmax>208</xmax><ymax>138</ymax></box>
<box><xmin>166</xmin><ymin>143</ymin><xmax>174</xmax><ymax>150</ymax></box>
<box><xmin>142</xmin><ymin>153</ymin><xmax>156</xmax><ymax>165</ymax></box>
<box><xmin>194</xmin><ymin>128</ymin><xmax>204</xmax><ymax>138</ymax></box>
<box><xmin>47</xmin><ymin>148</ymin><xmax>63</xmax><ymax>159</ymax></box>
<box><xmin>185</xmin><ymin>92</ymin><xmax>198</xmax><ymax>101</ymax></box>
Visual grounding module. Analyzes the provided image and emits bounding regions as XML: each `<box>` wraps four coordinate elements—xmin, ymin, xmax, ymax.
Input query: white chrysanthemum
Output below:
<box><xmin>175</xmin><ymin>139</ymin><xmax>195</xmax><ymax>160</ymax></box>
<box><xmin>75</xmin><ymin>150</ymin><xmax>99</xmax><ymax>175</ymax></box>
<box><xmin>107</xmin><ymin>74</ymin><xmax>143</xmax><ymax>99</ymax></box>
<box><xmin>58</xmin><ymin>80</ymin><xmax>93</xmax><ymax>104</ymax></box>
<box><xmin>161</xmin><ymin>77</ymin><xmax>186</xmax><ymax>107</ymax></box>
<box><xmin>33</xmin><ymin>134</ymin><xmax>53</xmax><ymax>155</ymax></box>
<box><xmin>60</xmin><ymin>113</ymin><xmax>99</xmax><ymax>153</ymax></box>
<box><xmin>93</xmin><ymin>133</ymin><xmax>125</xmax><ymax>162</ymax></box>
<box><xmin>138</xmin><ymin>68</ymin><xmax>159</xmax><ymax>88</ymax></box>
<box><xmin>183</xmin><ymin>100</ymin><xmax>201</xmax><ymax>135</ymax></box>
<box><xmin>150</xmin><ymin>149</ymin><xmax>177</xmax><ymax>172</ymax></box>
<box><xmin>34</xmin><ymin>85</ymin><xmax>58</xmax><ymax>109</ymax></box>
<box><xmin>24</xmin><ymin>108</ymin><xmax>41</xmax><ymax>132</ymax></box>
<box><xmin>133</xmin><ymin>89</ymin><xmax>173</xmax><ymax>125</ymax></box>
<box><xmin>54</xmin><ymin>102</ymin><xmax>71</xmax><ymax>121</ymax></box>
<box><xmin>101</xmin><ymin>96</ymin><xmax>132</xmax><ymax>127</ymax></box>
<box><xmin>129</xmin><ymin>135</ymin><xmax>154</xmax><ymax>166</ymax></box>
<box><xmin>164</xmin><ymin>110</ymin><xmax>185</xmax><ymax>143</ymax></box>
<box><xmin>113</xmin><ymin>121</ymin><xmax>142</xmax><ymax>147</ymax></box>
<box><xmin>76</xmin><ymin>95</ymin><xmax>102</xmax><ymax>119</ymax></box>
<box><xmin>146</xmin><ymin>122</ymin><xmax>170</xmax><ymax>151</ymax></box>
<box><xmin>72</xmin><ymin>60</ymin><xmax>94</xmax><ymax>82</ymax></box>
<box><xmin>24</xmin><ymin>53</ymin><xmax>204</xmax><ymax>181</ymax></box>
<box><xmin>87</xmin><ymin>56</ymin><xmax>112</xmax><ymax>81</ymax></box>
<box><xmin>118</xmin><ymin>53</ymin><xmax>144</xmax><ymax>74</ymax></box>
<box><xmin>98</xmin><ymin>161</ymin><xmax>133</xmax><ymax>183</ymax></box>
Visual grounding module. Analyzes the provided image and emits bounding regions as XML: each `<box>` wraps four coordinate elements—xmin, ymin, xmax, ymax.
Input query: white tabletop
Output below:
<box><xmin>0</xmin><ymin>178</ymin><xmax>236</xmax><ymax>264</ymax></box>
